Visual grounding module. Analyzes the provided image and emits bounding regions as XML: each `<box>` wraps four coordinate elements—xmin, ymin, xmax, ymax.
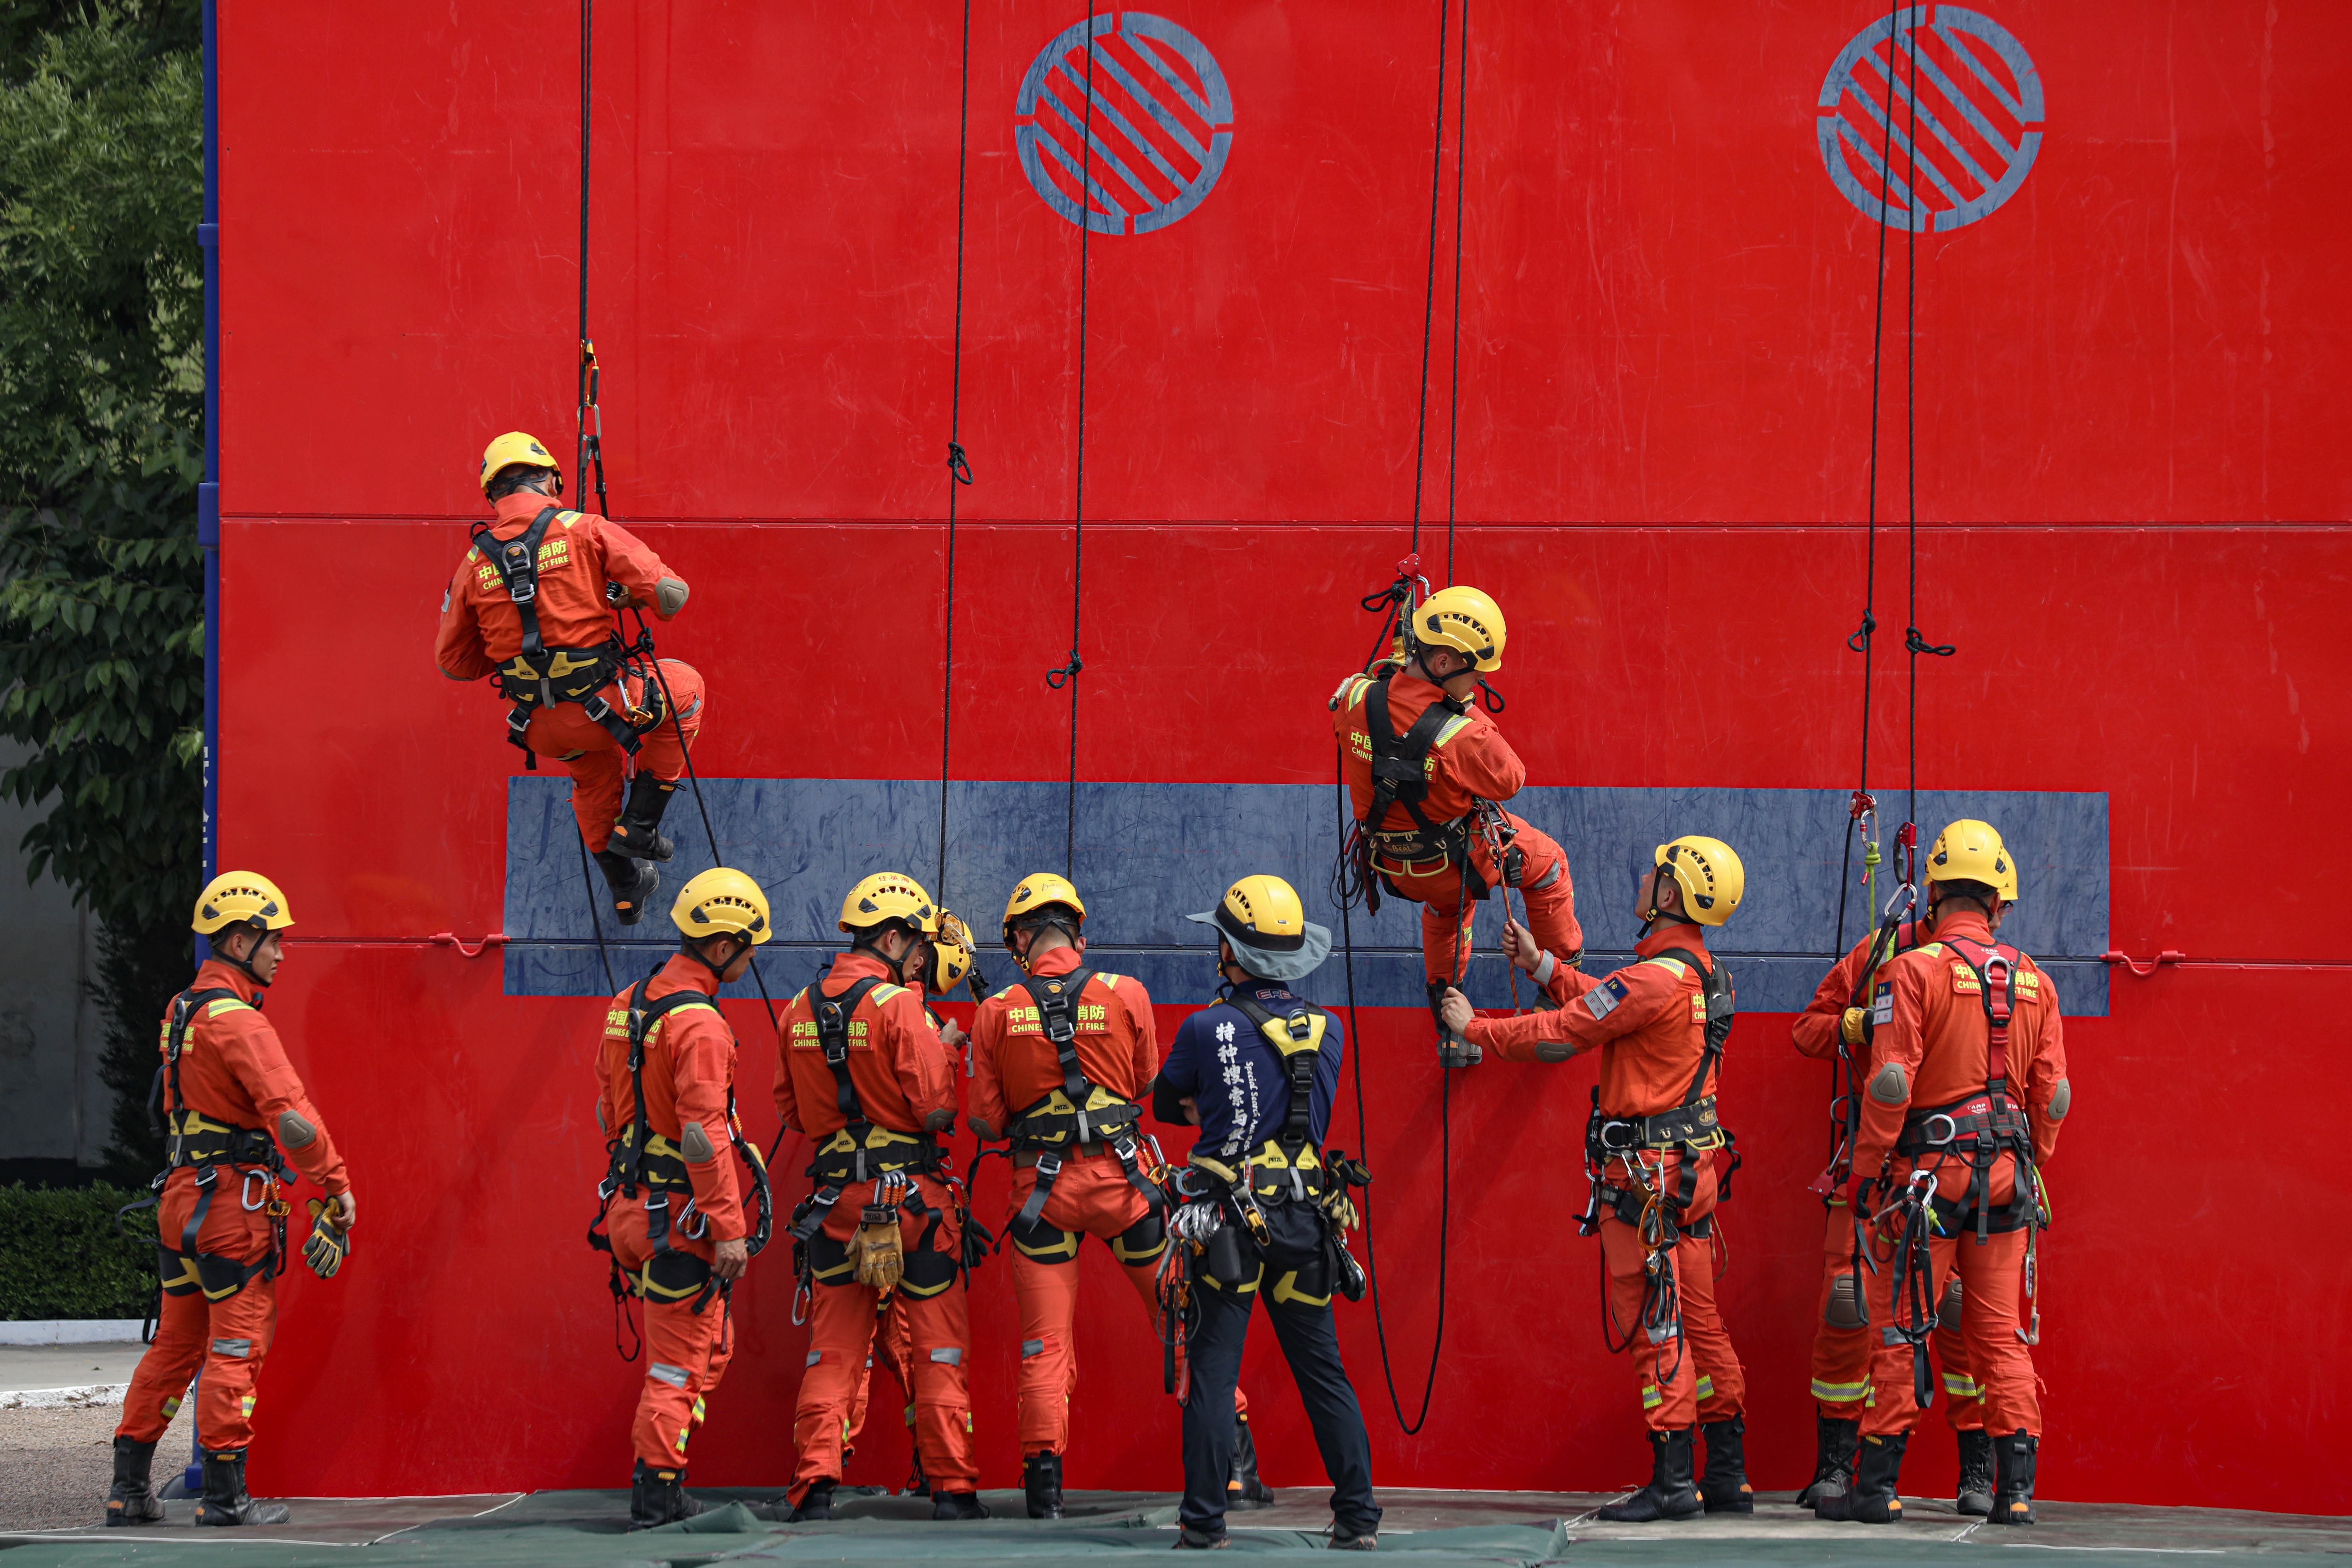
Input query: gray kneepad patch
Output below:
<box><xmin>680</xmin><ymin>1122</ymin><xmax>716</xmax><ymax>1162</ymax></box>
<box><xmin>656</xmin><ymin>578</ymin><xmax>690</xmax><ymax>616</ymax></box>
<box><xmin>1869</xmin><ymin>1062</ymin><xmax>1909</xmax><ymax>1105</ymax></box>
<box><xmin>1825</xmin><ymin>1274</ymin><xmax>1866</xmax><ymax>1328</ymax></box>
<box><xmin>276</xmin><ymin>1110</ymin><xmax>317</xmax><ymax>1149</ymax></box>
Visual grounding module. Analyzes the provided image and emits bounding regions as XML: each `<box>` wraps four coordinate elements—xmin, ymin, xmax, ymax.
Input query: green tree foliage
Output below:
<box><xmin>0</xmin><ymin>1181</ymin><xmax>156</xmax><ymax>1318</ymax></box>
<box><xmin>0</xmin><ymin>7</ymin><xmax>202</xmax><ymax>1178</ymax></box>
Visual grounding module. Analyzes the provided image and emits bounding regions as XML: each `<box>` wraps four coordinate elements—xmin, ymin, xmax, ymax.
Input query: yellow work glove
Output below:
<box><xmin>1840</xmin><ymin>1007</ymin><xmax>1869</xmax><ymax>1045</ymax></box>
<box><xmin>1321</xmin><ymin>1188</ymin><xmax>1361</xmax><ymax>1233</ymax></box>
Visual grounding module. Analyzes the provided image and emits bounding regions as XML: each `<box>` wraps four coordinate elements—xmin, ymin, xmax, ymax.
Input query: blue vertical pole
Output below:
<box><xmin>186</xmin><ymin>0</ymin><xmax>219</xmax><ymax>1497</ymax></box>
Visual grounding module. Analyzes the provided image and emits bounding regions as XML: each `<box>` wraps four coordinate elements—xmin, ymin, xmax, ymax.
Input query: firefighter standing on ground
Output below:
<box><xmin>1332</xmin><ymin>586</ymin><xmax>1583</xmax><ymax>1066</ymax></box>
<box><xmin>434</xmin><ymin>432</ymin><xmax>703</xmax><ymax>925</ymax></box>
<box><xmin>1443</xmin><ymin>837</ymin><xmax>1752</xmax><ymax>1521</ymax></box>
<box><xmin>590</xmin><ymin>868</ymin><xmax>774</xmax><ymax>1529</ymax></box>
<box><xmin>1816</xmin><ymin>820</ymin><xmax>2069</xmax><ymax>1528</ymax></box>
<box><xmin>1155</xmin><ymin>876</ymin><xmax>1380</xmax><ymax>1551</ymax></box>
<box><xmin>109</xmin><ymin>873</ymin><xmax>354</xmax><ymax>1530</ymax></box>
<box><xmin>967</xmin><ymin>875</ymin><xmax>1269</xmax><ymax>1520</ymax></box>
<box><xmin>1791</xmin><ymin>860</ymin><xmax>2013</xmax><ymax>1516</ymax></box>
<box><xmin>774</xmin><ymin>875</ymin><xmax>985</xmax><ymax>1522</ymax></box>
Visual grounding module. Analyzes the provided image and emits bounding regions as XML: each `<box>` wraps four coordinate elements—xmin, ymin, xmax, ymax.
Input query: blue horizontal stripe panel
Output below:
<box><xmin>505</xmin><ymin>778</ymin><xmax>2108</xmax><ymax>1015</ymax></box>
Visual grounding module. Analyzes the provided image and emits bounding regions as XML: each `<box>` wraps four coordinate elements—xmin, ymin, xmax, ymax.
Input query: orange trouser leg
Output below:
<box><xmin>631</xmin><ymin>1297</ymin><xmax>732</xmax><ymax>1470</ymax></box>
<box><xmin>1679</xmin><ymin>1227</ymin><xmax>1747</xmax><ymax>1423</ymax></box>
<box><xmin>1010</xmin><ymin>1241</ymin><xmax>1085</xmax><ymax>1456</ymax></box>
<box><xmin>1599</xmin><ymin>1214</ymin><xmax>1701</xmax><ymax>1430</ymax></box>
<box><xmin>900</xmin><ymin>1280</ymin><xmax>978</xmax><ymax>1491</ymax></box>
<box><xmin>1862</xmin><ymin>1228</ymin><xmax>2039</xmax><ymax>1439</ymax></box>
<box><xmin>1936</xmin><ymin>1309</ymin><xmax>1983</xmax><ymax>1431</ymax></box>
<box><xmin>117</xmin><ymin>1289</ymin><xmax>209</xmax><ymax>1444</ymax></box>
<box><xmin>1810</xmin><ymin>1201</ymin><xmax>1874</xmax><ymax>1415</ymax></box>
<box><xmin>1392</xmin><ymin>819</ymin><xmax>1581</xmax><ymax>984</ymax></box>
<box><xmin>626</xmin><ymin>660</ymin><xmax>704</xmax><ymax>784</ymax></box>
<box><xmin>184</xmin><ymin>1279</ymin><xmax>277</xmax><ymax>1453</ymax></box>
<box><xmin>795</xmin><ymin>1282</ymin><xmax>881</xmax><ymax>1500</ymax></box>
<box><xmin>525</xmin><ymin>704</ymin><xmax>628</xmax><ymax>852</ymax></box>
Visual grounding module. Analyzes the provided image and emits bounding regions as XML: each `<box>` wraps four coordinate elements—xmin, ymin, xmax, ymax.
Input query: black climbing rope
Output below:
<box><xmin>1897</xmin><ymin>11</ymin><xmax>1953</xmax><ymax>832</ymax></box>
<box><xmin>1042</xmin><ymin>19</ymin><xmax>1097</xmax><ymax>880</ymax></box>
<box><xmin>936</xmin><ymin>0</ymin><xmax>975</xmax><ymax>903</ymax></box>
<box><xmin>1442</xmin><ymin>0</ymin><xmax>1471</xmax><ymax>587</ymax></box>
<box><xmin>1406</xmin><ymin>0</ymin><xmax>1455</xmax><ymax>560</ymax></box>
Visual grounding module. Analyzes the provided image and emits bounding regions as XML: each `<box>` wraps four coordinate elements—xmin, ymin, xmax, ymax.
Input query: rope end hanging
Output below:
<box><xmin>1903</xmin><ymin>626</ymin><xmax>1955</xmax><ymax>658</ymax></box>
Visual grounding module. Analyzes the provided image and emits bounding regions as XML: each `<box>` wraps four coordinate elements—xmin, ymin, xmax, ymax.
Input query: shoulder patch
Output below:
<box><xmin>1871</xmin><ymin>980</ymin><xmax>1895</xmax><ymax>1026</ymax></box>
<box><xmin>1585</xmin><ymin>975</ymin><xmax>1632</xmax><ymax>1021</ymax></box>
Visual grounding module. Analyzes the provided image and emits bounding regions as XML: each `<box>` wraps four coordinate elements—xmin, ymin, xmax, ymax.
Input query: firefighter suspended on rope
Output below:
<box><xmin>1792</xmin><ymin>805</ymin><xmax>2016</xmax><ymax>1518</ymax></box>
<box><xmin>586</xmin><ymin>867</ymin><xmax>774</xmax><ymax>1529</ymax></box>
<box><xmin>434</xmin><ymin>431</ymin><xmax>702</xmax><ymax>927</ymax></box>
<box><xmin>1152</xmin><ymin>876</ymin><xmax>1380</xmax><ymax>1552</ymax></box>
<box><xmin>1331</xmin><ymin>579</ymin><xmax>1584</xmax><ymax>1067</ymax></box>
<box><xmin>773</xmin><ymin>873</ymin><xmax>987</xmax><ymax>1523</ymax></box>
<box><xmin>110</xmin><ymin>872</ymin><xmax>355</xmax><ymax>1532</ymax></box>
<box><xmin>1442</xmin><ymin>836</ymin><xmax>1752</xmax><ymax>1521</ymax></box>
<box><xmin>1815</xmin><ymin>820</ymin><xmax>2068</xmax><ymax>1529</ymax></box>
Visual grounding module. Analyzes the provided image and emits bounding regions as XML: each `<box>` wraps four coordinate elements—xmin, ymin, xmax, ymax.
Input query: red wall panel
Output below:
<box><xmin>214</xmin><ymin>0</ymin><xmax>2352</xmax><ymax>1514</ymax></box>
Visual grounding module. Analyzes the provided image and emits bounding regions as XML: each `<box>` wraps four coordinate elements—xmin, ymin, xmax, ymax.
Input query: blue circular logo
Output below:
<box><xmin>1016</xmin><ymin>13</ymin><xmax>1234</xmax><ymax>235</ymax></box>
<box><xmin>1818</xmin><ymin>6</ymin><xmax>2043</xmax><ymax>233</ymax></box>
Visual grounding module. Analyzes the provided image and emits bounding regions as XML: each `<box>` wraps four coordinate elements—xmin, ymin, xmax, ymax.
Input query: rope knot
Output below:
<box><xmin>946</xmin><ymin>442</ymin><xmax>973</xmax><ymax>486</ymax></box>
<box><xmin>1847</xmin><ymin>611</ymin><xmax>1877</xmax><ymax>654</ymax></box>
<box><xmin>1904</xmin><ymin>626</ymin><xmax>1955</xmax><ymax>658</ymax></box>
<box><xmin>1045</xmin><ymin>650</ymin><xmax>1084</xmax><ymax>690</ymax></box>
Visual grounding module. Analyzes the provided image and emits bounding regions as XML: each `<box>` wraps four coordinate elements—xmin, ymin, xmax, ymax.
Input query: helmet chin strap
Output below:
<box><xmin>681</xmin><ymin>934</ymin><xmax>744</xmax><ymax>979</ymax></box>
<box><xmin>213</xmin><ymin>921</ymin><xmax>271</xmax><ymax>987</ymax></box>
<box><xmin>1636</xmin><ymin>865</ymin><xmax>1698</xmax><ymax>940</ymax></box>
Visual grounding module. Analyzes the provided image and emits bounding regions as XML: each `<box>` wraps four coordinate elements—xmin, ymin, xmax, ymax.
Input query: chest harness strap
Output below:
<box><xmin>145</xmin><ymin>988</ymin><xmax>292</xmax><ymax>1302</ymax></box>
<box><xmin>589</xmin><ymin>979</ymin><xmax>773</xmax><ymax>1321</ymax></box>
<box><xmin>1005</xmin><ymin>970</ymin><xmax>1161</xmax><ymax>1229</ymax></box>
<box><xmin>1579</xmin><ymin>949</ymin><xmax>1737</xmax><ymax>1240</ymax></box>
<box><xmin>786</xmin><ymin>977</ymin><xmax>943</xmax><ymax>1245</ymax></box>
<box><xmin>1223</xmin><ymin>995</ymin><xmax>1334</xmax><ymax>1207</ymax></box>
<box><xmin>471</xmin><ymin>506</ymin><xmax>643</xmax><ymax>769</ymax></box>
<box><xmin>1348</xmin><ymin>678</ymin><xmax>1480</xmax><ymax>913</ymax></box>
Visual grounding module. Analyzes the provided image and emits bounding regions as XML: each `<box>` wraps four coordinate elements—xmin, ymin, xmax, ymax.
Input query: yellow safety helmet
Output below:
<box><xmin>1003</xmin><ymin>872</ymin><xmax>1086</xmax><ymax>938</ymax></box>
<box><xmin>838</xmin><ymin>872</ymin><xmax>938</xmax><ymax>935</ymax></box>
<box><xmin>1188</xmin><ymin>874</ymin><xmax>1332</xmax><ymax>982</ymax></box>
<box><xmin>1411</xmin><ymin>585</ymin><xmax>1506</xmax><ymax>674</ymax></box>
<box><xmin>192</xmin><ymin>871</ymin><xmax>295</xmax><ymax>936</ymax></box>
<box><xmin>1650</xmin><ymin>835</ymin><xmax>1745</xmax><ymax>927</ymax></box>
<box><xmin>479</xmin><ymin>431</ymin><xmax>563</xmax><ymax>495</ymax></box>
<box><xmin>1926</xmin><ymin>819</ymin><xmax>2017</xmax><ymax>903</ymax></box>
<box><xmin>672</xmin><ymin>867</ymin><xmax>774</xmax><ymax>945</ymax></box>
<box><xmin>928</xmin><ymin>910</ymin><xmax>976</xmax><ymax>993</ymax></box>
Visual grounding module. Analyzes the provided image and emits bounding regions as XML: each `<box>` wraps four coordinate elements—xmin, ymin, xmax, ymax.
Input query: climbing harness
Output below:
<box><xmin>587</xmin><ymin>973</ymin><xmax>774</xmax><ymax>1349</ymax></box>
<box><xmin>993</xmin><ymin>969</ymin><xmax>1162</xmax><ymax>1230</ymax></box>
<box><xmin>117</xmin><ymin>989</ymin><xmax>295</xmax><ymax>1305</ymax></box>
<box><xmin>469</xmin><ymin>506</ymin><xmax>651</xmax><ymax>770</ymax></box>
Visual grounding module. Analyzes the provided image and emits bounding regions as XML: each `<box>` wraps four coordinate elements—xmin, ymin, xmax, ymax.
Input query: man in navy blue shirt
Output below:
<box><xmin>1154</xmin><ymin>876</ymin><xmax>1379</xmax><ymax>1551</ymax></box>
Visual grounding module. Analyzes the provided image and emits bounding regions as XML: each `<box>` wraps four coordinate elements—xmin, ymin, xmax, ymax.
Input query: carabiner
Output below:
<box><xmin>241</xmin><ymin>1169</ymin><xmax>270</xmax><ymax>1211</ymax></box>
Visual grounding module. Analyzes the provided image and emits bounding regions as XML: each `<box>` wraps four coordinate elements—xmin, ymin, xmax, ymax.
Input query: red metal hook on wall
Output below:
<box><xmin>2101</xmin><ymin>949</ymin><xmax>2186</xmax><ymax>978</ymax></box>
<box><xmin>432</xmin><ymin>932</ymin><xmax>508</xmax><ymax>959</ymax></box>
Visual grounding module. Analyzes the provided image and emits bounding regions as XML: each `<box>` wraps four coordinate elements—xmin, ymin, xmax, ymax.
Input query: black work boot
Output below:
<box><xmin>1024</xmin><ymin>1451</ymin><xmax>1065</xmax><ymax>1520</ymax></box>
<box><xmin>194</xmin><ymin>1449</ymin><xmax>290</xmax><ymax>1527</ymax></box>
<box><xmin>1815</xmin><ymin>1431</ymin><xmax>1906</xmax><ymax>1523</ymax></box>
<box><xmin>1331</xmin><ymin>1517</ymin><xmax>1380</xmax><ymax>1550</ymax></box>
<box><xmin>1228</xmin><ymin>1414</ymin><xmax>1275</xmax><ymax>1509</ymax></box>
<box><xmin>609</xmin><ymin>774</ymin><xmax>678</xmax><ymax>863</ymax></box>
<box><xmin>1956</xmin><ymin>1429</ymin><xmax>1995</xmax><ymax>1517</ymax></box>
<box><xmin>105</xmin><ymin>1436</ymin><xmax>165</xmax><ymax>1527</ymax></box>
<box><xmin>1174</xmin><ymin>1523</ymin><xmax>1230</xmax><ymax>1549</ymax></box>
<box><xmin>1426</xmin><ymin>978</ymin><xmax>1481</xmax><ymax>1068</ymax></box>
<box><xmin>788</xmin><ymin>1479</ymin><xmax>835</xmax><ymax>1522</ymax></box>
<box><xmin>1796</xmin><ymin>1415</ymin><xmax>1860</xmax><ymax>1508</ymax></box>
<box><xmin>1698</xmin><ymin>1414</ymin><xmax>1753</xmax><ymax>1514</ymax></box>
<box><xmin>594</xmin><ymin>848</ymin><xmax>660</xmax><ymax>925</ymax></box>
<box><xmin>628</xmin><ymin>1459</ymin><xmax>706</xmax><ymax>1530</ymax></box>
<box><xmin>1595</xmin><ymin>1428</ymin><xmax>1702</xmax><ymax>1522</ymax></box>
<box><xmin>1991</xmin><ymin>1429</ymin><xmax>2038</xmax><ymax>1525</ymax></box>
<box><xmin>932</xmin><ymin>1489</ymin><xmax>990</xmax><ymax>1520</ymax></box>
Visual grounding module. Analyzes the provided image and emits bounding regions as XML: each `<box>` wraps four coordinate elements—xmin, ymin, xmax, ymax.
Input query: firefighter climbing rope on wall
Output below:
<box><xmin>108</xmin><ymin>873</ymin><xmax>355</xmax><ymax>1530</ymax></box>
<box><xmin>1331</xmin><ymin>586</ymin><xmax>1583</xmax><ymax>1066</ymax></box>
<box><xmin>1154</xmin><ymin>876</ymin><xmax>1380</xmax><ymax>1551</ymax></box>
<box><xmin>434</xmin><ymin>432</ymin><xmax>702</xmax><ymax>924</ymax></box>
<box><xmin>588</xmin><ymin>868</ymin><xmax>773</xmax><ymax>1529</ymax></box>
<box><xmin>1442</xmin><ymin>837</ymin><xmax>1752</xmax><ymax>1521</ymax></box>
<box><xmin>774</xmin><ymin>874</ymin><xmax>985</xmax><ymax>1522</ymax></box>
<box><xmin>1790</xmin><ymin>832</ymin><xmax>2017</xmax><ymax>1517</ymax></box>
<box><xmin>966</xmin><ymin>875</ymin><xmax>1269</xmax><ymax>1520</ymax></box>
<box><xmin>1816</xmin><ymin>820</ymin><xmax>2069</xmax><ymax>1528</ymax></box>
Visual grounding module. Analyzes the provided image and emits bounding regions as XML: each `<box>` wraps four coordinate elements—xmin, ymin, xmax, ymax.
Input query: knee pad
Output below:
<box><xmin>1825</xmin><ymin>1272</ymin><xmax>1867</xmax><ymax>1329</ymax></box>
<box><xmin>1112</xmin><ymin>1211</ymin><xmax>1167</xmax><ymax>1266</ymax></box>
<box><xmin>1940</xmin><ymin>1277</ymin><xmax>1964</xmax><ymax>1328</ymax></box>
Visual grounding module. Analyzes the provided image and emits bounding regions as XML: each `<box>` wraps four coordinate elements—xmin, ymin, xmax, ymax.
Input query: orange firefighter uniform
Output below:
<box><xmin>119</xmin><ymin>958</ymin><xmax>350</xmax><ymax>1460</ymax></box>
<box><xmin>774</xmin><ymin>952</ymin><xmax>973</xmax><ymax>1507</ymax></box>
<box><xmin>1331</xmin><ymin>666</ymin><xmax>1581</xmax><ymax>985</ymax></box>
<box><xmin>1842</xmin><ymin>909</ymin><xmax>2067</xmax><ymax>1512</ymax></box>
<box><xmin>971</xmin><ymin>946</ymin><xmax>1215</xmax><ymax>1461</ymax></box>
<box><xmin>1795</xmin><ymin>920</ymin><xmax>1985</xmax><ymax>1409</ymax></box>
<box><xmin>593</xmin><ymin>952</ymin><xmax>752</xmax><ymax>1474</ymax></box>
<box><xmin>1468</xmin><ymin>926</ymin><xmax>1747</xmax><ymax>1439</ymax></box>
<box><xmin>434</xmin><ymin>491</ymin><xmax>698</xmax><ymax>878</ymax></box>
